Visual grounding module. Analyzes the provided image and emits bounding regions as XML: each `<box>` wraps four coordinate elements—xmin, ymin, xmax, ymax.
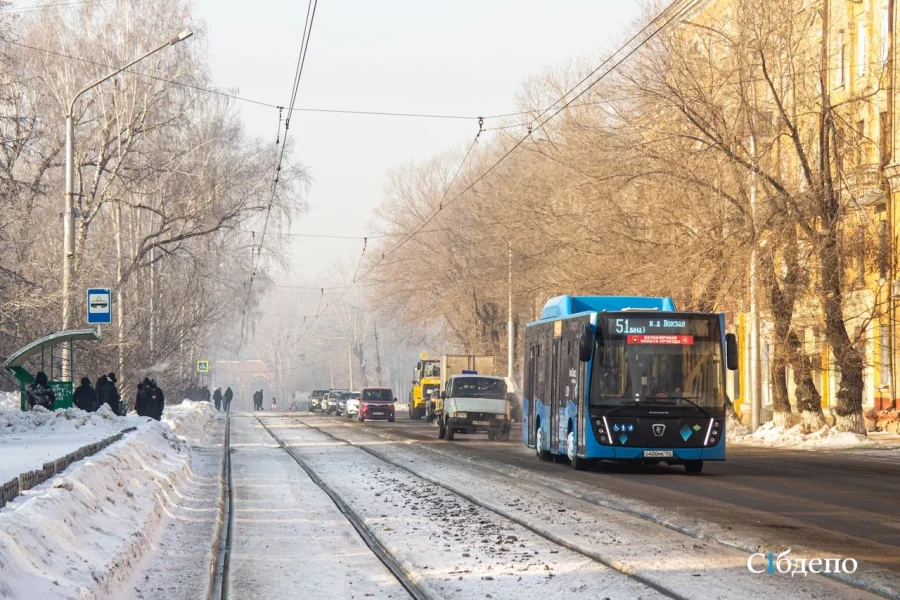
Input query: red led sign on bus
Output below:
<box><xmin>627</xmin><ymin>334</ymin><xmax>694</xmax><ymax>345</ymax></box>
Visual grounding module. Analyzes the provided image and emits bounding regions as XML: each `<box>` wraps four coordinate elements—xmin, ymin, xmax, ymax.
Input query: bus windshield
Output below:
<box><xmin>590</xmin><ymin>314</ymin><xmax>725</xmax><ymax>410</ymax></box>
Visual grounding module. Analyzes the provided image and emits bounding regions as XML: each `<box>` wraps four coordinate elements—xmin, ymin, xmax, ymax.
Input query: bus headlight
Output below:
<box><xmin>453</xmin><ymin>412</ymin><xmax>467</xmax><ymax>418</ymax></box>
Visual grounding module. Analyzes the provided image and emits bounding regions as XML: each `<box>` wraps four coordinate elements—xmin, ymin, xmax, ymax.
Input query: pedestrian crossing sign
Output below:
<box><xmin>197</xmin><ymin>360</ymin><xmax>209</xmax><ymax>373</ymax></box>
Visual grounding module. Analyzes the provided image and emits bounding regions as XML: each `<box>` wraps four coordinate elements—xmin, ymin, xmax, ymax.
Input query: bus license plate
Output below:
<box><xmin>472</xmin><ymin>420</ymin><xmax>490</xmax><ymax>426</ymax></box>
<box><xmin>643</xmin><ymin>450</ymin><xmax>673</xmax><ymax>458</ymax></box>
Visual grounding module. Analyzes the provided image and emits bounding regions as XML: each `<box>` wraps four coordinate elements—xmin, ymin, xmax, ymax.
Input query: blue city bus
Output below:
<box><xmin>522</xmin><ymin>295</ymin><xmax>738</xmax><ymax>474</ymax></box>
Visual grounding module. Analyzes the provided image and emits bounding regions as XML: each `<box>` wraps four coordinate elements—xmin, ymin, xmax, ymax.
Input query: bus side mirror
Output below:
<box><xmin>579</xmin><ymin>323</ymin><xmax>594</xmax><ymax>362</ymax></box>
<box><xmin>726</xmin><ymin>333</ymin><xmax>738</xmax><ymax>371</ymax></box>
<box><xmin>440</xmin><ymin>391</ymin><xmax>447</xmax><ymax>400</ymax></box>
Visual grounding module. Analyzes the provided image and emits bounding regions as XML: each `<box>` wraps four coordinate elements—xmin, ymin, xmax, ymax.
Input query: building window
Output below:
<box><xmin>883</xmin><ymin>6</ymin><xmax>890</xmax><ymax>64</ymax></box>
<box><xmin>838</xmin><ymin>30</ymin><xmax>846</xmax><ymax>87</ymax></box>
<box><xmin>858</xmin><ymin>19</ymin><xmax>868</xmax><ymax>77</ymax></box>
<box><xmin>881</xmin><ymin>325</ymin><xmax>891</xmax><ymax>386</ymax></box>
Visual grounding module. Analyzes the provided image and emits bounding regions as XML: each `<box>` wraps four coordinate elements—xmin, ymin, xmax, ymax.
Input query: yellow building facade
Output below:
<box><xmin>682</xmin><ymin>0</ymin><xmax>900</xmax><ymax>419</ymax></box>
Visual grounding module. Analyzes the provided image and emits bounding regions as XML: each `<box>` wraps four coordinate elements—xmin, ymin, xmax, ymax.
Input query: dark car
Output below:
<box><xmin>324</xmin><ymin>389</ymin><xmax>347</xmax><ymax>415</ymax></box>
<box><xmin>308</xmin><ymin>389</ymin><xmax>330</xmax><ymax>412</ymax></box>
<box><xmin>358</xmin><ymin>387</ymin><xmax>396</xmax><ymax>422</ymax></box>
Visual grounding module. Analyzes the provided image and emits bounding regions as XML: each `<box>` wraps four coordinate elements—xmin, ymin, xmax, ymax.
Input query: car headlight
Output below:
<box><xmin>453</xmin><ymin>412</ymin><xmax>467</xmax><ymax>418</ymax></box>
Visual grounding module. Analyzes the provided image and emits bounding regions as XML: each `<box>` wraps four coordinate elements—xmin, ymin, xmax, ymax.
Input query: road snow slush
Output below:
<box><xmin>275</xmin><ymin>414</ymin><xmax>885</xmax><ymax>600</ymax></box>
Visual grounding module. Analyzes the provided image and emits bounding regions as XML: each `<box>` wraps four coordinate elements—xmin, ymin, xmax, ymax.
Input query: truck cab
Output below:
<box><xmin>438</xmin><ymin>374</ymin><xmax>511</xmax><ymax>442</ymax></box>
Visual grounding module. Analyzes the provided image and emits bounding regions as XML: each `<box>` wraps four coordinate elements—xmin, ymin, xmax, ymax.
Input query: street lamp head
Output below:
<box><xmin>169</xmin><ymin>29</ymin><xmax>193</xmax><ymax>45</ymax></box>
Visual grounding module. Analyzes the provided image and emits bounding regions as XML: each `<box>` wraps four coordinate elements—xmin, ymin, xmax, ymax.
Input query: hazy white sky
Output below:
<box><xmin>193</xmin><ymin>0</ymin><xmax>643</xmax><ymax>286</ymax></box>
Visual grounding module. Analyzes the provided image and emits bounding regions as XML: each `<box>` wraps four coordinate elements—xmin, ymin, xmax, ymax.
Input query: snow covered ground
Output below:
<box><xmin>0</xmin><ymin>391</ymin><xmax>18</xmax><ymax>412</ymax></box>
<box><xmin>162</xmin><ymin>400</ymin><xmax>216</xmax><ymax>444</ymax></box>
<box><xmin>0</xmin><ymin>404</ymin><xmax>149</xmax><ymax>484</ymax></box>
<box><xmin>0</xmin><ymin>421</ymin><xmax>190</xmax><ymax>600</ymax></box>
<box><xmin>729</xmin><ymin>421</ymin><xmax>876</xmax><ymax>449</ymax></box>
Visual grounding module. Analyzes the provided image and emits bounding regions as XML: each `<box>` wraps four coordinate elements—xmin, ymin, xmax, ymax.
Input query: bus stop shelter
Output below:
<box><xmin>2</xmin><ymin>329</ymin><xmax>101</xmax><ymax>411</ymax></box>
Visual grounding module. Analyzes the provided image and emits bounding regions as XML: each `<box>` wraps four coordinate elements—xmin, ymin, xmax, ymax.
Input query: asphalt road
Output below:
<box><xmin>307</xmin><ymin>410</ymin><xmax>900</xmax><ymax>578</ymax></box>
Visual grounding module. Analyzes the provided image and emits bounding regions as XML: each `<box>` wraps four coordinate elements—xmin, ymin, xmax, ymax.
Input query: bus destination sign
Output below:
<box><xmin>605</xmin><ymin>316</ymin><xmax>711</xmax><ymax>338</ymax></box>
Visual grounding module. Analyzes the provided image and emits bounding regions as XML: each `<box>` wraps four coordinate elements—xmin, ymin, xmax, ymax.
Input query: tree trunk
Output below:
<box><xmin>787</xmin><ymin>330</ymin><xmax>827</xmax><ymax>430</ymax></box>
<box><xmin>820</xmin><ymin>229</ymin><xmax>867</xmax><ymax>433</ymax></box>
<box><xmin>761</xmin><ymin>246</ymin><xmax>795</xmax><ymax>427</ymax></box>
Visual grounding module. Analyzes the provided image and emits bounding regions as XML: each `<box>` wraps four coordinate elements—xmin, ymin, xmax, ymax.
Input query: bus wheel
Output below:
<box><xmin>446</xmin><ymin>420</ymin><xmax>456</xmax><ymax>441</ymax></box>
<box><xmin>438</xmin><ymin>418</ymin><xmax>446</xmax><ymax>439</ymax></box>
<box><xmin>684</xmin><ymin>461</ymin><xmax>704</xmax><ymax>475</ymax></box>
<box><xmin>535</xmin><ymin>426</ymin><xmax>550</xmax><ymax>461</ymax></box>
<box><xmin>567</xmin><ymin>431</ymin><xmax>586</xmax><ymax>471</ymax></box>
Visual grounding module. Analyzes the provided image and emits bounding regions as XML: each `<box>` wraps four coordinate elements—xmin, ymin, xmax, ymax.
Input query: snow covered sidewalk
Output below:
<box><xmin>0</xmin><ymin>421</ymin><xmax>191</xmax><ymax>599</ymax></box>
<box><xmin>728</xmin><ymin>421</ymin><xmax>885</xmax><ymax>450</ymax></box>
<box><xmin>0</xmin><ymin>403</ymin><xmax>150</xmax><ymax>484</ymax></box>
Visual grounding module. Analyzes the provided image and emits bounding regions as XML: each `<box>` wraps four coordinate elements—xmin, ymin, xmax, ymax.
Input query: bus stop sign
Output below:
<box><xmin>87</xmin><ymin>288</ymin><xmax>111</xmax><ymax>324</ymax></box>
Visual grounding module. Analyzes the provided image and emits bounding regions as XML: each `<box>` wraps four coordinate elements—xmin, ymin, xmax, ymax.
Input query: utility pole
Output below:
<box><xmin>373</xmin><ymin>319</ymin><xmax>384</xmax><ymax>386</ymax></box>
<box><xmin>507</xmin><ymin>241</ymin><xmax>514</xmax><ymax>380</ymax></box>
<box><xmin>749</xmin><ymin>78</ymin><xmax>762</xmax><ymax>432</ymax></box>
<box><xmin>60</xmin><ymin>29</ymin><xmax>193</xmax><ymax>380</ymax></box>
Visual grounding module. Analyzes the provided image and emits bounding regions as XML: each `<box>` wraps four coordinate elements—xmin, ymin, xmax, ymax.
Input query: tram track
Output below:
<box><xmin>253</xmin><ymin>414</ymin><xmax>435</xmax><ymax>600</ymax></box>
<box><xmin>266</xmin><ymin>413</ymin><xmax>686</xmax><ymax>600</ymax></box>
<box><xmin>285</xmin><ymin>413</ymin><xmax>895</xmax><ymax>600</ymax></box>
<box><xmin>311</xmin><ymin>414</ymin><xmax>900</xmax><ymax>600</ymax></box>
<box><xmin>209</xmin><ymin>411</ymin><xmax>234</xmax><ymax>600</ymax></box>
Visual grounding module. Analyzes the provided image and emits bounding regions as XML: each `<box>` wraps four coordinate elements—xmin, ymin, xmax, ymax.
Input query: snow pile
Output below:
<box><xmin>0</xmin><ymin>392</ymin><xmax>17</xmax><ymax>411</ymax></box>
<box><xmin>0</xmin><ymin>421</ymin><xmax>190</xmax><ymax>599</ymax></box>
<box><xmin>726</xmin><ymin>412</ymin><xmax>750</xmax><ymax>436</ymax></box>
<box><xmin>730</xmin><ymin>421</ymin><xmax>874</xmax><ymax>449</ymax></box>
<box><xmin>162</xmin><ymin>400</ymin><xmax>216</xmax><ymax>444</ymax></box>
<box><xmin>0</xmin><ymin>405</ymin><xmax>149</xmax><ymax>483</ymax></box>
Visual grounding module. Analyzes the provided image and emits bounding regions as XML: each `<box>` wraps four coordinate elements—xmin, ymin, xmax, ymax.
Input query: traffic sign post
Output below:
<box><xmin>86</xmin><ymin>288</ymin><xmax>111</xmax><ymax>325</ymax></box>
<box><xmin>197</xmin><ymin>360</ymin><xmax>209</xmax><ymax>373</ymax></box>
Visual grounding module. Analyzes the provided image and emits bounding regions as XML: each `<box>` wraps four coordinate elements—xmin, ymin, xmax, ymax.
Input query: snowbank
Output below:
<box><xmin>0</xmin><ymin>404</ymin><xmax>149</xmax><ymax>483</ymax></box>
<box><xmin>0</xmin><ymin>421</ymin><xmax>190</xmax><ymax>600</ymax></box>
<box><xmin>161</xmin><ymin>400</ymin><xmax>216</xmax><ymax>444</ymax></box>
<box><xmin>0</xmin><ymin>392</ymin><xmax>17</xmax><ymax>412</ymax></box>
<box><xmin>729</xmin><ymin>421</ymin><xmax>874</xmax><ymax>449</ymax></box>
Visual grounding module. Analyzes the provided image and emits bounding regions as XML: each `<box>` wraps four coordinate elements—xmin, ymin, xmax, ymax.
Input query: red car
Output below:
<box><xmin>358</xmin><ymin>387</ymin><xmax>396</xmax><ymax>422</ymax></box>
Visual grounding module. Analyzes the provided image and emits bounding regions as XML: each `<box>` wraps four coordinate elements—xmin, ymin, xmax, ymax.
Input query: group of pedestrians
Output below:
<box><xmin>69</xmin><ymin>372</ymin><xmax>122</xmax><ymax>415</ymax></box>
<box><xmin>252</xmin><ymin>389</ymin><xmax>265</xmax><ymax>411</ymax></box>
<box><xmin>184</xmin><ymin>384</ymin><xmax>211</xmax><ymax>403</ymax></box>
<box><xmin>135</xmin><ymin>378</ymin><xmax>165</xmax><ymax>420</ymax></box>
<box><xmin>212</xmin><ymin>387</ymin><xmax>233</xmax><ymax>412</ymax></box>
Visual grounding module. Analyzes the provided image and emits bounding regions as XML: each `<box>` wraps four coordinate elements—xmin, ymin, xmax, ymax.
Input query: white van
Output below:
<box><xmin>438</xmin><ymin>374</ymin><xmax>511</xmax><ymax>441</ymax></box>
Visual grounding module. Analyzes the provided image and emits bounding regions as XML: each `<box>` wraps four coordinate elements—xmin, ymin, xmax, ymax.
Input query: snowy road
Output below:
<box><xmin>120</xmin><ymin>411</ymin><xmax>899</xmax><ymax>599</ymax></box>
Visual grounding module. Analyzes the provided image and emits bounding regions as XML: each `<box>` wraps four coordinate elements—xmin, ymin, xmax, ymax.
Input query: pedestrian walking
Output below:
<box><xmin>213</xmin><ymin>387</ymin><xmax>222</xmax><ymax>411</ymax></box>
<box><xmin>26</xmin><ymin>371</ymin><xmax>56</xmax><ymax>410</ymax></box>
<box><xmin>136</xmin><ymin>378</ymin><xmax>151</xmax><ymax>417</ymax></box>
<box><xmin>149</xmin><ymin>379</ymin><xmax>165</xmax><ymax>420</ymax></box>
<box><xmin>205</xmin><ymin>386</ymin><xmax>211</xmax><ymax>403</ymax></box>
<box><xmin>271</xmin><ymin>397</ymin><xmax>277</xmax><ymax>411</ymax></box>
<box><xmin>73</xmin><ymin>376</ymin><xmax>99</xmax><ymax>412</ymax></box>
<box><xmin>223</xmin><ymin>386</ymin><xmax>233</xmax><ymax>412</ymax></box>
<box><xmin>100</xmin><ymin>372</ymin><xmax>121</xmax><ymax>415</ymax></box>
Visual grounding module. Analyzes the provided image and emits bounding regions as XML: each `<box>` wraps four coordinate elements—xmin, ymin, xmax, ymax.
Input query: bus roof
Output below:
<box><xmin>537</xmin><ymin>295</ymin><xmax>676</xmax><ymax>321</ymax></box>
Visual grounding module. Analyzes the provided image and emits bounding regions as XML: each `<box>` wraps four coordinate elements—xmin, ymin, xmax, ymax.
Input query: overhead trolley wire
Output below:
<box><xmin>280</xmin><ymin>0</ymin><xmax>697</xmax><ymax>352</ymax></box>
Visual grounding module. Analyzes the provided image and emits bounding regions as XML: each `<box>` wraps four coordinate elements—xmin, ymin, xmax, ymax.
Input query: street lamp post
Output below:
<box><xmin>61</xmin><ymin>29</ymin><xmax>192</xmax><ymax>379</ymax></box>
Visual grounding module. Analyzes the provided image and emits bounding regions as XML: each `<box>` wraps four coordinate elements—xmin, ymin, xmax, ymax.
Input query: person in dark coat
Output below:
<box><xmin>136</xmin><ymin>378</ymin><xmax>152</xmax><ymax>417</ymax></box>
<box><xmin>100</xmin><ymin>372</ymin><xmax>121</xmax><ymax>415</ymax></box>
<box><xmin>149</xmin><ymin>379</ymin><xmax>165</xmax><ymax>421</ymax></box>
<box><xmin>73</xmin><ymin>377</ymin><xmax>99</xmax><ymax>412</ymax></box>
<box><xmin>223</xmin><ymin>387</ymin><xmax>233</xmax><ymax>412</ymax></box>
<box><xmin>26</xmin><ymin>371</ymin><xmax>55</xmax><ymax>410</ymax></box>
<box><xmin>213</xmin><ymin>387</ymin><xmax>222</xmax><ymax>411</ymax></box>
<box><xmin>204</xmin><ymin>386</ymin><xmax>211</xmax><ymax>403</ymax></box>
<box><xmin>95</xmin><ymin>374</ymin><xmax>109</xmax><ymax>397</ymax></box>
